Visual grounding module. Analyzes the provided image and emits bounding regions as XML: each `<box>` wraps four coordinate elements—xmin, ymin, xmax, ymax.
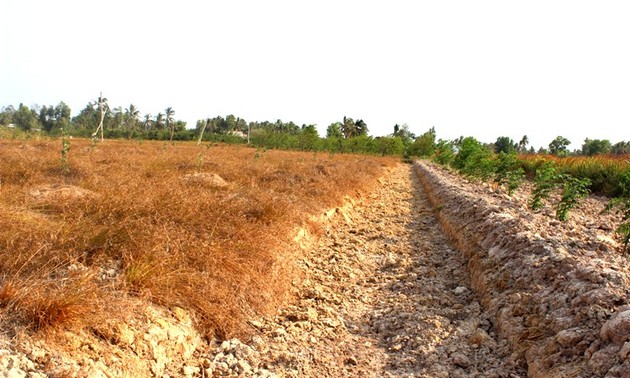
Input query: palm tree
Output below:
<box><xmin>143</xmin><ymin>113</ymin><xmax>153</xmax><ymax>130</ymax></box>
<box><xmin>355</xmin><ymin>119</ymin><xmax>368</xmax><ymax>136</ymax></box>
<box><xmin>155</xmin><ymin>112</ymin><xmax>165</xmax><ymax>130</ymax></box>
<box><xmin>165</xmin><ymin>107</ymin><xmax>175</xmax><ymax>141</ymax></box>
<box><xmin>342</xmin><ymin>116</ymin><xmax>356</xmax><ymax>138</ymax></box>
<box><xmin>518</xmin><ymin>135</ymin><xmax>529</xmax><ymax>153</ymax></box>
<box><xmin>125</xmin><ymin>104</ymin><xmax>140</xmax><ymax>131</ymax></box>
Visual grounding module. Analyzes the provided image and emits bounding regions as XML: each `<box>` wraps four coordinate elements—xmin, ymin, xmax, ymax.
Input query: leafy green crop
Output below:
<box><xmin>605</xmin><ymin>169</ymin><xmax>630</xmax><ymax>254</ymax></box>
<box><xmin>556</xmin><ymin>175</ymin><xmax>591</xmax><ymax>221</ymax></box>
<box><xmin>605</xmin><ymin>198</ymin><xmax>630</xmax><ymax>255</ymax></box>
<box><xmin>505</xmin><ymin>168</ymin><xmax>526</xmax><ymax>196</ymax></box>
<box><xmin>495</xmin><ymin>152</ymin><xmax>525</xmax><ymax>195</ymax></box>
<box><xmin>529</xmin><ymin>162</ymin><xmax>557</xmax><ymax>210</ymax></box>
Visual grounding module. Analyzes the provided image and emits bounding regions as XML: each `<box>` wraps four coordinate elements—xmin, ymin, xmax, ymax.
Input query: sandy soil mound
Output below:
<box><xmin>29</xmin><ymin>184</ymin><xmax>96</xmax><ymax>201</ymax></box>
<box><xmin>180</xmin><ymin>172</ymin><xmax>229</xmax><ymax>188</ymax></box>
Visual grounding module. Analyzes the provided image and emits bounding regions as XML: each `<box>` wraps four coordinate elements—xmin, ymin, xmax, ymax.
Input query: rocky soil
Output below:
<box><xmin>414</xmin><ymin>161</ymin><xmax>630</xmax><ymax>377</ymax></box>
<box><xmin>197</xmin><ymin>164</ymin><xmax>525</xmax><ymax>377</ymax></box>
<box><xmin>2</xmin><ymin>161</ymin><xmax>628</xmax><ymax>377</ymax></box>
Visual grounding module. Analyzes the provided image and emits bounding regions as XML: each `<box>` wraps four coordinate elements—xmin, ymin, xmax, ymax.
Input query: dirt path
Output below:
<box><xmin>201</xmin><ymin>164</ymin><xmax>526</xmax><ymax>377</ymax></box>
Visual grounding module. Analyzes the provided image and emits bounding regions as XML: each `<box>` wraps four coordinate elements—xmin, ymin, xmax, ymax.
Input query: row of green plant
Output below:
<box><xmin>429</xmin><ymin>137</ymin><xmax>630</xmax><ymax>254</ymax></box>
<box><xmin>606</xmin><ymin>169</ymin><xmax>630</xmax><ymax>254</ymax></box>
<box><xmin>519</xmin><ymin>154</ymin><xmax>629</xmax><ymax>197</ymax></box>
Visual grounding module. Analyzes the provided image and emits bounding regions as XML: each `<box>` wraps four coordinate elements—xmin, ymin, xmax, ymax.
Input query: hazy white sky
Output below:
<box><xmin>2</xmin><ymin>1</ymin><xmax>629</xmax><ymax>150</ymax></box>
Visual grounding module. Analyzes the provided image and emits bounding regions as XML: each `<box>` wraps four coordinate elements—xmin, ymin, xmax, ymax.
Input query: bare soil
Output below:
<box><xmin>198</xmin><ymin>164</ymin><xmax>526</xmax><ymax>377</ymax></box>
<box><xmin>3</xmin><ymin>161</ymin><xmax>629</xmax><ymax>377</ymax></box>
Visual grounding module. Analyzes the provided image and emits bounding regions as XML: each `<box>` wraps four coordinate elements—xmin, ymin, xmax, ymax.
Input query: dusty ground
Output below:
<box><xmin>3</xmin><ymin>161</ymin><xmax>628</xmax><ymax>377</ymax></box>
<box><xmin>199</xmin><ymin>164</ymin><xmax>525</xmax><ymax>377</ymax></box>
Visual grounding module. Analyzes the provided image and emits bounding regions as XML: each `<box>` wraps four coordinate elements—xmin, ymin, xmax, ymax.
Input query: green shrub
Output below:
<box><xmin>453</xmin><ymin>137</ymin><xmax>496</xmax><ymax>180</ymax></box>
<box><xmin>432</xmin><ymin>140</ymin><xmax>455</xmax><ymax>166</ymax></box>
<box><xmin>606</xmin><ymin>198</ymin><xmax>630</xmax><ymax>254</ymax></box>
<box><xmin>606</xmin><ymin>169</ymin><xmax>630</xmax><ymax>254</ymax></box>
<box><xmin>530</xmin><ymin>162</ymin><xmax>558</xmax><ymax>210</ymax></box>
<box><xmin>504</xmin><ymin>168</ymin><xmax>526</xmax><ymax>196</ymax></box>
<box><xmin>556</xmin><ymin>175</ymin><xmax>591</xmax><ymax>221</ymax></box>
<box><xmin>494</xmin><ymin>152</ymin><xmax>525</xmax><ymax>195</ymax></box>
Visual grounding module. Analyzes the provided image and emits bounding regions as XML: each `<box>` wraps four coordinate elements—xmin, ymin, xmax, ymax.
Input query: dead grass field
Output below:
<box><xmin>0</xmin><ymin>138</ymin><xmax>395</xmax><ymax>339</ymax></box>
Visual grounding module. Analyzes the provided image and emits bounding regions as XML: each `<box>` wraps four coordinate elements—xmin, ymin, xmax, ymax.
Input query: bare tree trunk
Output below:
<box><xmin>92</xmin><ymin>92</ymin><xmax>105</xmax><ymax>142</ymax></box>
<box><xmin>99</xmin><ymin>96</ymin><xmax>104</xmax><ymax>142</ymax></box>
<box><xmin>197</xmin><ymin>119</ymin><xmax>208</xmax><ymax>146</ymax></box>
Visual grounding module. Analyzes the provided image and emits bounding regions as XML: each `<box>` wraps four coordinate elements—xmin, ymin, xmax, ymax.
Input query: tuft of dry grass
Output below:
<box><xmin>0</xmin><ymin>138</ymin><xmax>395</xmax><ymax>338</ymax></box>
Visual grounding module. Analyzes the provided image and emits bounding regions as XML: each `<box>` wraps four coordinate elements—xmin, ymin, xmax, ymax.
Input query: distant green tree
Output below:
<box><xmin>581</xmin><ymin>138</ymin><xmax>611</xmax><ymax>156</ymax></box>
<box><xmin>408</xmin><ymin>127</ymin><xmax>436</xmax><ymax>157</ymax></box>
<box><xmin>143</xmin><ymin>113</ymin><xmax>153</xmax><ymax>130</ymax></box>
<box><xmin>73</xmin><ymin>103</ymin><xmax>99</xmax><ymax>132</ymax></box>
<box><xmin>433</xmin><ymin>139</ymin><xmax>456</xmax><ymax>165</ymax></box>
<box><xmin>342</xmin><ymin>116</ymin><xmax>356</xmax><ymax>138</ymax></box>
<box><xmin>111</xmin><ymin>106</ymin><xmax>124</xmax><ymax>130</ymax></box>
<box><xmin>374</xmin><ymin>137</ymin><xmax>404</xmax><ymax>156</ymax></box>
<box><xmin>392</xmin><ymin>123</ymin><xmax>415</xmax><ymax>141</ymax></box>
<box><xmin>14</xmin><ymin>103</ymin><xmax>40</xmax><ymax>131</ymax></box>
<box><xmin>38</xmin><ymin>101</ymin><xmax>71</xmax><ymax>133</ymax></box>
<box><xmin>165</xmin><ymin>107</ymin><xmax>176</xmax><ymax>141</ymax></box>
<box><xmin>124</xmin><ymin>104</ymin><xmax>140</xmax><ymax>131</ymax></box>
<box><xmin>611</xmin><ymin>141</ymin><xmax>630</xmax><ymax>154</ymax></box>
<box><xmin>354</xmin><ymin>119</ymin><xmax>368</xmax><ymax>136</ymax></box>
<box><xmin>0</xmin><ymin>105</ymin><xmax>16</xmax><ymax>125</ymax></box>
<box><xmin>518</xmin><ymin>135</ymin><xmax>529</xmax><ymax>153</ymax></box>
<box><xmin>298</xmin><ymin>124</ymin><xmax>320</xmax><ymax>150</ymax></box>
<box><xmin>155</xmin><ymin>113</ymin><xmax>165</xmax><ymax>130</ymax></box>
<box><xmin>494</xmin><ymin>136</ymin><xmax>517</xmax><ymax>154</ymax></box>
<box><xmin>549</xmin><ymin>136</ymin><xmax>571</xmax><ymax>156</ymax></box>
<box><xmin>326</xmin><ymin>122</ymin><xmax>343</xmax><ymax>139</ymax></box>
<box><xmin>453</xmin><ymin>137</ymin><xmax>496</xmax><ymax>180</ymax></box>
<box><xmin>341</xmin><ymin>116</ymin><xmax>368</xmax><ymax>138</ymax></box>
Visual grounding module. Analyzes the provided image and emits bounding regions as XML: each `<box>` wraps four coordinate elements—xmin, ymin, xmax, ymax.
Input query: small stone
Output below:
<box><xmin>272</xmin><ymin>328</ymin><xmax>287</xmax><ymax>338</ymax></box>
<box><xmin>588</xmin><ymin>346</ymin><xmax>618</xmax><ymax>376</ymax></box>
<box><xmin>600</xmin><ymin>311</ymin><xmax>630</xmax><ymax>344</ymax></box>
<box><xmin>182</xmin><ymin>366</ymin><xmax>200</xmax><ymax>377</ymax></box>
<box><xmin>249</xmin><ymin>320</ymin><xmax>265</xmax><ymax>330</ymax></box>
<box><xmin>321</xmin><ymin>318</ymin><xmax>338</xmax><ymax>328</ymax></box>
<box><xmin>556</xmin><ymin>328</ymin><xmax>584</xmax><ymax>348</ymax></box>
<box><xmin>345</xmin><ymin>356</ymin><xmax>358</xmax><ymax>366</ymax></box>
<box><xmin>237</xmin><ymin>360</ymin><xmax>252</xmax><ymax>373</ymax></box>
<box><xmin>452</xmin><ymin>353</ymin><xmax>471</xmax><ymax>368</ymax></box>
<box><xmin>306</xmin><ymin>307</ymin><xmax>318</xmax><ymax>321</ymax></box>
<box><xmin>7</xmin><ymin>368</ymin><xmax>27</xmax><ymax>378</ymax></box>
<box><xmin>453</xmin><ymin>286</ymin><xmax>468</xmax><ymax>295</ymax></box>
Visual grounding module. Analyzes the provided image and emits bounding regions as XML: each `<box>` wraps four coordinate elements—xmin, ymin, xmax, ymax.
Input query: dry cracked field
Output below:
<box><xmin>2</xmin><ymin>141</ymin><xmax>629</xmax><ymax>377</ymax></box>
<box><xmin>209</xmin><ymin>164</ymin><xmax>527</xmax><ymax>377</ymax></box>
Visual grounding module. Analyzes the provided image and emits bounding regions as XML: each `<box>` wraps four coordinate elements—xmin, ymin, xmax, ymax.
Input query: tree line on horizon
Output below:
<box><xmin>1</xmin><ymin>99</ymin><xmax>629</xmax><ymax>157</ymax></box>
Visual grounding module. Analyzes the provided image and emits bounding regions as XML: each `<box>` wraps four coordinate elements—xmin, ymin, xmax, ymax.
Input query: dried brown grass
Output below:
<box><xmin>0</xmin><ymin>139</ymin><xmax>394</xmax><ymax>338</ymax></box>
